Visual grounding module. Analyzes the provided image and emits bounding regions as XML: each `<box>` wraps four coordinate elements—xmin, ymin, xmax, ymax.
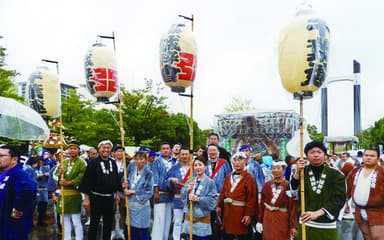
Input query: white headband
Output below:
<box><xmin>98</xmin><ymin>140</ymin><xmax>113</xmax><ymax>149</ymax></box>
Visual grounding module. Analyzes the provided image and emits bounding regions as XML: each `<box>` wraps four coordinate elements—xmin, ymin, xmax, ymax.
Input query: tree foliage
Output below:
<box><xmin>121</xmin><ymin>79</ymin><xmax>206</xmax><ymax>149</ymax></box>
<box><xmin>307</xmin><ymin>124</ymin><xmax>324</xmax><ymax>142</ymax></box>
<box><xmin>358</xmin><ymin>117</ymin><xmax>384</xmax><ymax>149</ymax></box>
<box><xmin>0</xmin><ymin>44</ymin><xmax>21</xmax><ymax>100</ymax></box>
<box><xmin>61</xmin><ymin>89</ymin><xmax>119</xmax><ymax>148</ymax></box>
<box><xmin>61</xmin><ymin>79</ymin><xmax>209</xmax><ymax>150</ymax></box>
<box><xmin>0</xmin><ymin>43</ymin><xmax>26</xmax><ymax>147</ymax></box>
<box><xmin>224</xmin><ymin>96</ymin><xmax>256</xmax><ymax>113</ymax></box>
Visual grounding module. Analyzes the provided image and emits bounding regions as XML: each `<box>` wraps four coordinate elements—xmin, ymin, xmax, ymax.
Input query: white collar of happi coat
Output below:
<box><xmin>230</xmin><ymin>171</ymin><xmax>243</xmax><ymax>192</ymax></box>
<box><xmin>271</xmin><ymin>182</ymin><xmax>283</xmax><ymax>204</ymax></box>
<box><xmin>179</xmin><ymin>165</ymin><xmax>189</xmax><ymax>178</ymax></box>
<box><xmin>100</xmin><ymin>159</ymin><xmax>113</xmax><ymax>175</ymax></box>
<box><xmin>131</xmin><ymin>167</ymin><xmax>143</xmax><ymax>189</ymax></box>
<box><xmin>353</xmin><ymin>167</ymin><xmax>377</xmax><ymax>189</ymax></box>
<box><xmin>193</xmin><ymin>176</ymin><xmax>205</xmax><ymax>196</ymax></box>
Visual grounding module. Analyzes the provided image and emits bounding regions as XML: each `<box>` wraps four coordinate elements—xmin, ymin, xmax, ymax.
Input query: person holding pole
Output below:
<box><xmin>151</xmin><ymin>142</ymin><xmax>177</xmax><ymax>240</ymax></box>
<box><xmin>166</xmin><ymin>147</ymin><xmax>191</xmax><ymax>240</ymax></box>
<box><xmin>122</xmin><ymin>151</ymin><xmax>153</xmax><ymax>240</ymax></box>
<box><xmin>79</xmin><ymin>140</ymin><xmax>121</xmax><ymax>240</ymax></box>
<box><xmin>290</xmin><ymin>141</ymin><xmax>345</xmax><ymax>240</ymax></box>
<box><xmin>54</xmin><ymin>141</ymin><xmax>87</xmax><ymax>240</ymax></box>
<box><xmin>181</xmin><ymin>156</ymin><xmax>217</xmax><ymax>240</ymax></box>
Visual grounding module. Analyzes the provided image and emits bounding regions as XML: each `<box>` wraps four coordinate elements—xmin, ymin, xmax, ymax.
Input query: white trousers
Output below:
<box><xmin>173</xmin><ymin>208</ymin><xmax>184</xmax><ymax>240</ymax></box>
<box><xmin>151</xmin><ymin>202</ymin><xmax>172</xmax><ymax>240</ymax></box>
<box><xmin>61</xmin><ymin>213</ymin><xmax>83</xmax><ymax>240</ymax></box>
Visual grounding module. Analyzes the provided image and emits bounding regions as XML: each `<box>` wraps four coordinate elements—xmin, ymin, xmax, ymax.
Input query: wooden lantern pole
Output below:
<box><xmin>299</xmin><ymin>95</ymin><xmax>306</xmax><ymax>240</ymax></box>
<box><xmin>98</xmin><ymin>32</ymin><xmax>131</xmax><ymax>240</ymax></box>
<box><xmin>188</xmin><ymin>15</ymin><xmax>194</xmax><ymax>240</ymax></box>
<box><xmin>42</xmin><ymin>59</ymin><xmax>65</xmax><ymax>240</ymax></box>
<box><xmin>117</xmin><ymin>92</ymin><xmax>130</xmax><ymax>240</ymax></box>
<box><xmin>188</xmin><ymin>84</ymin><xmax>194</xmax><ymax>240</ymax></box>
<box><xmin>179</xmin><ymin>81</ymin><xmax>194</xmax><ymax>240</ymax></box>
<box><xmin>178</xmin><ymin>14</ymin><xmax>195</xmax><ymax>239</ymax></box>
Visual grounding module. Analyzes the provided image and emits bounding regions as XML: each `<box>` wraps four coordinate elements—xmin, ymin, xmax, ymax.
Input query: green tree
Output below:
<box><xmin>0</xmin><ymin>45</ymin><xmax>20</xmax><ymax>99</ymax></box>
<box><xmin>61</xmin><ymin>79</ymin><xmax>209</xmax><ymax>150</ymax></box>
<box><xmin>121</xmin><ymin>79</ymin><xmax>209</xmax><ymax>150</ymax></box>
<box><xmin>61</xmin><ymin>89</ymin><xmax>119</xmax><ymax>147</ymax></box>
<box><xmin>121</xmin><ymin>79</ymin><xmax>169</xmax><ymax>147</ymax></box>
<box><xmin>161</xmin><ymin>112</ymin><xmax>206</xmax><ymax>150</ymax></box>
<box><xmin>224</xmin><ymin>96</ymin><xmax>256</xmax><ymax>113</ymax></box>
<box><xmin>307</xmin><ymin>124</ymin><xmax>324</xmax><ymax>142</ymax></box>
<box><xmin>358</xmin><ymin>117</ymin><xmax>384</xmax><ymax>149</ymax></box>
<box><xmin>0</xmin><ymin>42</ymin><xmax>26</xmax><ymax>147</ymax></box>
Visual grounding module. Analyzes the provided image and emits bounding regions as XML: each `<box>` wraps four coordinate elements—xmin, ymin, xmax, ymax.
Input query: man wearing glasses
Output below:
<box><xmin>0</xmin><ymin>145</ymin><xmax>37</xmax><ymax>240</ymax></box>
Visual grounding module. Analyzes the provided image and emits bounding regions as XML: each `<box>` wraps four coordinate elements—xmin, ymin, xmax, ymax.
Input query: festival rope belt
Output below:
<box><xmin>223</xmin><ymin>198</ymin><xmax>246</xmax><ymax>206</ymax></box>
<box><xmin>184</xmin><ymin>214</ymin><xmax>211</xmax><ymax>224</ymax></box>
<box><xmin>62</xmin><ymin>189</ymin><xmax>80</xmax><ymax>196</ymax></box>
<box><xmin>91</xmin><ymin>191</ymin><xmax>112</xmax><ymax>197</ymax></box>
<box><xmin>355</xmin><ymin>203</ymin><xmax>384</xmax><ymax>209</ymax></box>
<box><xmin>264</xmin><ymin>202</ymin><xmax>287</xmax><ymax>212</ymax></box>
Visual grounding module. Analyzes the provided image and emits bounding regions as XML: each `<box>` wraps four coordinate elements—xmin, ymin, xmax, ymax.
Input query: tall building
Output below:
<box><xmin>17</xmin><ymin>81</ymin><xmax>77</xmax><ymax>100</ymax></box>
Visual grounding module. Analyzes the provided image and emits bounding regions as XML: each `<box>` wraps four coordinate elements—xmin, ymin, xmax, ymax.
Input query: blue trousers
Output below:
<box><xmin>131</xmin><ymin>226</ymin><xmax>150</xmax><ymax>240</ymax></box>
<box><xmin>3</xmin><ymin>216</ymin><xmax>33</xmax><ymax>240</ymax></box>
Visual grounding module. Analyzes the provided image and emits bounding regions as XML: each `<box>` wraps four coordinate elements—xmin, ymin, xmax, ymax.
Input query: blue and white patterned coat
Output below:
<box><xmin>206</xmin><ymin>158</ymin><xmax>231</xmax><ymax>193</ymax></box>
<box><xmin>35</xmin><ymin>165</ymin><xmax>50</xmax><ymax>202</ymax></box>
<box><xmin>165</xmin><ymin>162</ymin><xmax>192</xmax><ymax>209</ymax></box>
<box><xmin>181</xmin><ymin>174</ymin><xmax>218</xmax><ymax>237</ymax></box>
<box><xmin>126</xmin><ymin>164</ymin><xmax>154</xmax><ymax>228</ymax></box>
<box><xmin>246</xmin><ymin>160</ymin><xmax>265</xmax><ymax>193</ymax></box>
<box><xmin>151</xmin><ymin>156</ymin><xmax>176</xmax><ymax>203</ymax></box>
<box><xmin>0</xmin><ymin>164</ymin><xmax>37</xmax><ymax>239</ymax></box>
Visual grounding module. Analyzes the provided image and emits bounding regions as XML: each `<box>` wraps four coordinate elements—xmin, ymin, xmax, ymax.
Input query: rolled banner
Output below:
<box><xmin>160</xmin><ymin>20</ymin><xmax>197</xmax><ymax>93</ymax></box>
<box><xmin>278</xmin><ymin>15</ymin><xmax>330</xmax><ymax>99</ymax></box>
<box><xmin>84</xmin><ymin>43</ymin><xmax>118</xmax><ymax>102</ymax></box>
<box><xmin>27</xmin><ymin>66</ymin><xmax>61</xmax><ymax>119</ymax></box>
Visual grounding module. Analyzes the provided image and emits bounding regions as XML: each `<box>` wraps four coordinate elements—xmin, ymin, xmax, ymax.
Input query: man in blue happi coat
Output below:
<box><xmin>0</xmin><ymin>145</ymin><xmax>37</xmax><ymax>240</ymax></box>
<box><xmin>151</xmin><ymin>142</ymin><xmax>177</xmax><ymax>240</ymax></box>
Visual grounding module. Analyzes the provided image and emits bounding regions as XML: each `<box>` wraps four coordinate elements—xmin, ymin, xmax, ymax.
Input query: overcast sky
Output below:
<box><xmin>1</xmin><ymin>0</ymin><xmax>383</xmax><ymax>137</ymax></box>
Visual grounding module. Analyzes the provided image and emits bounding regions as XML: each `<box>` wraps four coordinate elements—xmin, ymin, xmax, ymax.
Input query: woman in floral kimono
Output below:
<box><xmin>123</xmin><ymin>151</ymin><xmax>154</xmax><ymax>240</ymax></box>
<box><xmin>181</xmin><ymin>156</ymin><xmax>218</xmax><ymax>240</ymax></box>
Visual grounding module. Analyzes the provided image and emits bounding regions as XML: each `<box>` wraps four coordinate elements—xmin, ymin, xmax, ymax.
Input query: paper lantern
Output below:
<box><xmin>84</xmin><ymin>43</ymin><xmax>118</xmax><ymax>102</ymax></box>
<box><xmin>27</xmin><ymin>66</ymin><xmax>61</xmax><ymax>119</ymax></box>
<box><xmin>160</xmin><ymin>21</ymin><xmax>197</xmax><ymax>93</ymax></box>
<box><xmin>278</xmin><ymin>15</ymin><xmax>330</xmax><ymax>99</ymax></box>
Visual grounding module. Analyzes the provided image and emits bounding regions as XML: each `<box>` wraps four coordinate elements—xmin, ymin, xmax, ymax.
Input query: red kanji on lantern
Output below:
<box><xmin>89</xmin><ymin>68</ymin><xmax>118</xmax><ymax>93</ymax></box>
<box><xmin>85</xmin><ymin>43</ymin><xmax>119</xmax><ymax>102</ymax></box>
<box><xmin>176</xmin><ymin>52</ymin><xmax>196</xmax><ymax>81</ymax></box>
<box><xmin>160</xmin><ymin>21</ymin><xmax>197</xmax><ymax>93</ymax></box>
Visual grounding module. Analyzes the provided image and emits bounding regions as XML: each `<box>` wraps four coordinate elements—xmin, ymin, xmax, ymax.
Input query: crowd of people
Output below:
<box><xmin>1</xmin><ymin>133</ymin><xmax>384</xmax><ymax>240</ymax></box>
